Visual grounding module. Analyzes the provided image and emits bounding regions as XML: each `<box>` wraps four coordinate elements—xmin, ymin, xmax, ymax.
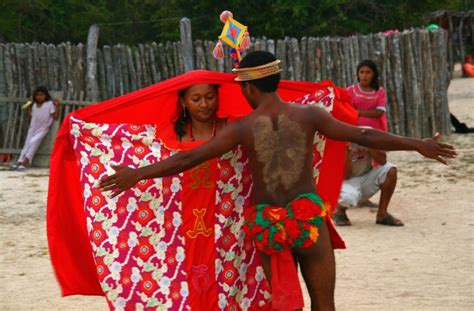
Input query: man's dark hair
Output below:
<box><xmin>238</xmin><ymin>51</ymin><xmax>281</xmax><ymax>93</ymax></box>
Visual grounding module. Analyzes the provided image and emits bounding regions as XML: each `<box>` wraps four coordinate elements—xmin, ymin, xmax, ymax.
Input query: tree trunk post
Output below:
<box><xmin>86</xmin><ymin>24</ymin><xmax>100</xmax><ymax>103</ymax></box>
<box><xmin>180</xmin><ymin>17</ymin><xmax>194</xmax><ymax>72</ymax></box>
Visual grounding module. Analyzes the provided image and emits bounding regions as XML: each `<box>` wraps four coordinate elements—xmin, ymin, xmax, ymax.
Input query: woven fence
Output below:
<box><xmin>0</xmin><ymin>27</ymin><xmax>450</xmax><ymax>140</ymax></box>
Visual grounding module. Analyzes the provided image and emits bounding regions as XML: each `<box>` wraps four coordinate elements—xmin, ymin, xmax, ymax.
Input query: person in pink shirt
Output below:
<box><xmin>346</xmin><ymin>60</ymin><xmax>388</xmax><ymax>132</ymax></box>
<box><xmin>347</xmin><ymin>60</ymin><xmax>388</xmax><ymax>208</ymax></box>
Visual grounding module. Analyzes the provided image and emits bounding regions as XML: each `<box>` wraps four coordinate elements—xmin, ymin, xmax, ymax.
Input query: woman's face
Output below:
<box><xmin>34</xmin><ymin>91</ymin><xmax>46</xmax><ymax>104</ymax></box>
<box><xmin>180</xmin><ymin>84</ymin><xmax>218</xmax><ymax>122</ymax></box>
<box><xmin>358</xmin><ymin>66</ymin><xmax>374</xmax><ymax>87</ymax></box>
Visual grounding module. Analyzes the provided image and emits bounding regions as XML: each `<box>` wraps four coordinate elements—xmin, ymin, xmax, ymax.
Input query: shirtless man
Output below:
<box><xmin>100</xmin><ymin>51</ymin><xmax>457</xmax><ymax>310</ymax></box>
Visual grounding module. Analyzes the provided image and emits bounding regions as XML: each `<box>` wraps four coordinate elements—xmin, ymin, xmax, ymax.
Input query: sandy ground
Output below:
<box><xmin>0</xmin><ymin>74</ymin><xmax>473</xmax><ymax>310</ymax></box>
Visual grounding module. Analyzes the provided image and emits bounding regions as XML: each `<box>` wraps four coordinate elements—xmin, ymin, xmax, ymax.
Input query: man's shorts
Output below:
<box><xmin>338</xmin><ymin>163</ymin><xmax>396</xmax><ymax>208</ymax></box>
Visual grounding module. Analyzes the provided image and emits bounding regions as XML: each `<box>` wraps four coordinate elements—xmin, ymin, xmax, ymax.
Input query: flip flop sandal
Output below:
<box><xmin>333</xmin><ymin>213</ymin><xmax>352</xmax><ymax>226</ymax></box>
<box><xmin>376</xmin><ymin>214</ymin><xmax>404</xmax><ymax>226</ymax></box>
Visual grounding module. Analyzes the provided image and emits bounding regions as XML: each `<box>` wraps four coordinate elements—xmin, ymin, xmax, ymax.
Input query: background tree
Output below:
<box><xmin>0</xmin><ymin>0</ymin><xmax>471</xmax><ymax>45</ymax></box>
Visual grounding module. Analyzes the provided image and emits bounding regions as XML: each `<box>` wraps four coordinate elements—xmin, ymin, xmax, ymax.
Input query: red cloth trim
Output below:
<box><xmin>271</xmin><ymin>251</ymin><xmax>304</xmax><ymax>310</ymax></box>
<box><xmin>326</xmin><ymin>217</ymin><xmax>345</xmax><ymax>249</ymax></box>
<box><xmin>316</xmin><ymin>86</ymin><xmax>356</xmax><ymax>250</ymax></box>
<box><xmin>47</xmin><ymin>114</ymin><xmax>102</xmax><ymax>295</ymax></box>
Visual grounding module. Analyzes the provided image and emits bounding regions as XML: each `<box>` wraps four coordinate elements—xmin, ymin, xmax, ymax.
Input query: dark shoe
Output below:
<box><xmin>333</xmin><ymin>213</ymin><xmax>352</xmax><ymax>226</ymax></box>
<box><xmin>376</xmin><ymin>214</ymin><xmax>404</xmax><ymax>226</ymax></box>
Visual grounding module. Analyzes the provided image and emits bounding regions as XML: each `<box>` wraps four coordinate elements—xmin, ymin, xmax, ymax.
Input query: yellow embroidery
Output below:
<box><xmin>186</xmin><ymin>209</ymin><xmax>212</xmax><ymax>238</ymax></box>
<box><xmin>189</xmin><ymin>162</ymin><xmax>214</xmax><ymax>189</ymax></box>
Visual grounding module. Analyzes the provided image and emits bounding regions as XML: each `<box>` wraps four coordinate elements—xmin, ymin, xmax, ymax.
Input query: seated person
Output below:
<box><xmin>333</xmin><ymin>142</ymin><xmax>403</xmax><ymax>226</ymax></box>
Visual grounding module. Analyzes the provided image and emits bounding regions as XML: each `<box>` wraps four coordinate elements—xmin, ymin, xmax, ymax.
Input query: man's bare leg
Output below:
<box><xmin>296</xmin><ymin>221</ymin><xmax>336</xmax><ymax>311</ymax></box>
<box><xmin>376</xmin><ymin>167</ymin><xmax>403</xmax><ymax>225</ymax></box>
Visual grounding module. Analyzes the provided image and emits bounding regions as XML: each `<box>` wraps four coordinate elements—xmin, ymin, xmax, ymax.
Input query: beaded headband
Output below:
<box><xmin>232</xmin><ymin>60</ymin><xmax>283</xmax><ymax>81</ymax></box>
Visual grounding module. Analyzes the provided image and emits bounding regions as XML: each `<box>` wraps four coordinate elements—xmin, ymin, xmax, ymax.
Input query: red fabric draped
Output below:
<box><xmin>47</xmin><ymin>70</ymin><xmax>356</xmax><ymax>296</ymax></box>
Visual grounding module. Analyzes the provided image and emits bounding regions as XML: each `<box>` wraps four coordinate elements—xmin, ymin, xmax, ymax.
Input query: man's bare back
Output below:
<box><xmin>240</xmin><ymin>101</ymin><xmax>319</xmax><ymax>206</ymax></box>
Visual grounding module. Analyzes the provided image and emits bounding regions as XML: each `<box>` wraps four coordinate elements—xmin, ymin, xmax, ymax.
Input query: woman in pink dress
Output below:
<box><xmin>346</xmin><ymin>60</ymin><xmax>388</xmax><ymax>132</ymax></box>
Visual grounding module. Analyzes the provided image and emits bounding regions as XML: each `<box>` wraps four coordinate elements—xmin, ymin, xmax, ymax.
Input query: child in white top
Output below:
<box><xmin>15</xmin><ymin>86</ymin><xmax>60</xmax><ymax>171</ymax></box>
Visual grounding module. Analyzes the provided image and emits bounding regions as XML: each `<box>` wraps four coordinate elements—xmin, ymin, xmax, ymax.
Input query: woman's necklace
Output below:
<box><xmin>188</xmin><ymin>119</ymin><xmax>217</xmax><ymax>141</ymax></box>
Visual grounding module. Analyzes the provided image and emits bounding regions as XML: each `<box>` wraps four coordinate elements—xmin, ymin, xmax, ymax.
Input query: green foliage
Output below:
<box><xmin>0</xmin><ymin>0</ymin><xmax>471</xmax><ymax>45</ymax></box>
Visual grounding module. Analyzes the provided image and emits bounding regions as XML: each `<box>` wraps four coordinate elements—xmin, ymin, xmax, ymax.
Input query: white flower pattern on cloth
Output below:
<box><xmin>69</xmin><ymin>117</ymin><xmax>270</xmax><ymax>310</ymax></box>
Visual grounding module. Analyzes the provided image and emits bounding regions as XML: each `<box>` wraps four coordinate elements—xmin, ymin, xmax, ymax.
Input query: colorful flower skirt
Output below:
<box><xmin>243</xmin><ymin>192</ymin><xmax>329</xmax><ymax>310</ymax></box>
<box><xmin>243</xmin><ymin>192</ymin><xmax>328</xmax><ymax>255</ymax></box>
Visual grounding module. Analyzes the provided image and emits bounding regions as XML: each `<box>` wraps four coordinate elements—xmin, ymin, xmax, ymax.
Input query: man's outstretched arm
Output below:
<box><xmin>311</xmin><ymin>107</ymin><xmax>457</xmax><ymax>164</ymax></box>
<box><xmin>100</xmin><ymin>120</ymin><xmax>243</xmax><ymax>196</ymax></box>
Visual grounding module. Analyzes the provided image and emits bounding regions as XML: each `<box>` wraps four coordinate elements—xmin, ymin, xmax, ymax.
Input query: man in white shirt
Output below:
<box><xmin>333</xmin><ymin>143</ymin><xmax>402</xmax><ymax>226</ymax></box>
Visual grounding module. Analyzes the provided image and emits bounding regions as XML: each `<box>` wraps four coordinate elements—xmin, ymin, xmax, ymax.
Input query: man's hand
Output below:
<box><xmin>100</xmin><ymin>166</ymin><xmax>141</xmax><ymax>197</ymax></box>
<box><xmin>417</xmin><ymin>133</ymin><xmax>457</xmax><ymax>165</ymax></box>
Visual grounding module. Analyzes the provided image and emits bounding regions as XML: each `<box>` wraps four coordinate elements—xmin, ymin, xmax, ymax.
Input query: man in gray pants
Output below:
<box><xmin>333</xmin><ymin>142</ymin><xmax>402</xmax><ymax>226</ymax></box>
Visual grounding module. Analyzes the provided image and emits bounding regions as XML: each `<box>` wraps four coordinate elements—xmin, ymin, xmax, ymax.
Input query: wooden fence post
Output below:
<box><xmin>102</xmin><ymin>45</ymin><xmax>115</xmax><ymax>98</ymax></box>
<box><xmin>276</xmin><ymin>39</ymin><xmax>286</xmax><ymax>79</ymax></box>
<box><xmin>180</xmin><ymin>17</ymin><xmax>194</xmax><ymax>72</ymax></box>
<box><xmin>86</xmin><ymin>24</ymin><xmax>100</xmax><ymax>103</ymax></box>
<box><xmin>194</xmin><ymin>40</ymin><xmax>206</xmax><ymax>69</ymax></box>
<box><xmin>0</xmin><ymin>45</ymin><xmax>6</xmax><ymax>96</ymax></box>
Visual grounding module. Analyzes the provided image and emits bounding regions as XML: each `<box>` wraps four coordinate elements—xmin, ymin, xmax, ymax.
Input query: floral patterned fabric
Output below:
<box><xmin>70</xmin><ymin>117</ymin><xmax>271</xmax><ymax>310</ymax></box>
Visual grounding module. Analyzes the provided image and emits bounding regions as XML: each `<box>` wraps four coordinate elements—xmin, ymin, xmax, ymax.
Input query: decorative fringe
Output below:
<box><xmin>240</xmin><ymin>31</ymin><xmax>251</xmax><ymax>50</ymax></box>
<box><xmin>212</xmin><ymin>41</ymin><xmax>224</xmax><ymax>60</ymax></box>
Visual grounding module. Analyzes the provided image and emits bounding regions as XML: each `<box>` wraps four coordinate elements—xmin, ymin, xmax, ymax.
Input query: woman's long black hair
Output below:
<box><xmin>174</xmin><ymin>85</ymin><xmax>219</xmax><ymax>141</ymax></box>
<box><xmin>356</xmin><ymin>60</ymin><xmax>380</xmax><ymax>91</ymax></box>
<box><xmin>174</xmin><ymin>88</ymin><xmax>191</xmax><ymax>141</ymax></box>
<box><xmin>32</xmin><ymin>86</ymin><xmax>52</xmax><ymax>103</ymax></box>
